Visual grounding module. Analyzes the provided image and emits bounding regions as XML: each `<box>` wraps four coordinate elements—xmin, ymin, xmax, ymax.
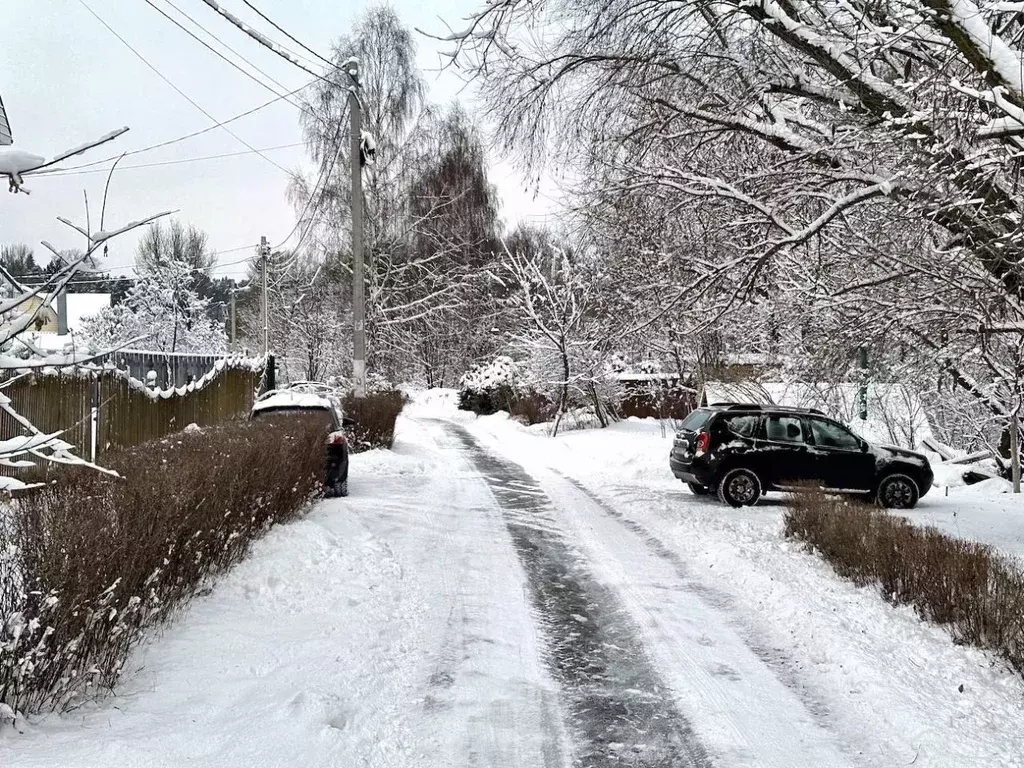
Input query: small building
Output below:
<box><xmin>32</xmin><ymin>292</ymin><xmax>111</xmax><ymax>334</ymax></box>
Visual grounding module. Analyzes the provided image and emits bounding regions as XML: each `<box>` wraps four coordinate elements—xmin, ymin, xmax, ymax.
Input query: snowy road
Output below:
<box><xmin>4</xmin><ymin>410</ymin><xmax>1024</xmax><ymax>767</ymax></box>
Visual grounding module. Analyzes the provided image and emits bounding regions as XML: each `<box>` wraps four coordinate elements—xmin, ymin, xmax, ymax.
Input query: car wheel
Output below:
<box><xmin>687</xmin><ymin>482</ymin><xmax>709</xmax><ymax>495</ymax></box>
<box><xmin>337</xmin><ymin>478</ymin><xmax>349</xmax><ymax>498</ymax></box>
<box><xmin>717</xmin><ymin>468</ymin><xmax>762</xmax><ymax>508</ymax></box>
<box><xmin>876</xmin><ymin>474</ymin><xmax>919</xmax><ymax>509</ymax></box>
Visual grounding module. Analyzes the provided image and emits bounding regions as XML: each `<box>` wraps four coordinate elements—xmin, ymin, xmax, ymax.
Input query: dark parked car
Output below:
<box><xmin>251</xmin><ymin>388</ymin><xmax>354</xmax><ymax>498</ymax></box>
<box><xmin>669</xmin><ymin>403</ymin><xmax>933</xmax><ymax>508</ymax></box>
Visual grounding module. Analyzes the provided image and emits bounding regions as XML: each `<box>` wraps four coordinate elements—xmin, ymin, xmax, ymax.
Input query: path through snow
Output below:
<box><xmin>4</xmin><ymin>409</ymin><xmax>1024</xmax><ymax>767</ymax></box>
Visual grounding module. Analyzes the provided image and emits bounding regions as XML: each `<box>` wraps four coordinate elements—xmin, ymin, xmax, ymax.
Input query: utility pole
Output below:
<box><xmin>260</xmin><ymin>235</ymin><xmax>270</xmax><ymax>358</ymax></box>
<box><xmin>347</xmin><ymin>59</ymin><xmax>366</xmax><ymax>398</ymax></box>
<box><xmin>230</xmin><ymin>289</ymin><xmax>237</xmax><ymax>350</ymax></box>
<box><xmin>1013</xmin><ymin>408</ymin><xmax>1021</xmax><ymax>494</ymax></box>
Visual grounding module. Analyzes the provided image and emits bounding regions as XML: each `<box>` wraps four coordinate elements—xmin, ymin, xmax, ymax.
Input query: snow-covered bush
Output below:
<box><xmin>0</xmin><ymin>416</ymin><xmax>326</xmax><ymax>716</ymax></box>
<box><xmin>457</xmin><ymin>356</ymin><xmax>525</xmax><ymax>415</ymax></box>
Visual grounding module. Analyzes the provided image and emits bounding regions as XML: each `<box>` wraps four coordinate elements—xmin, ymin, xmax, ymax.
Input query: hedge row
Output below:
<box><xmin>0</xmin><ymin>414</ymin><xmax>328</xmax><ymax>717</ymax></box>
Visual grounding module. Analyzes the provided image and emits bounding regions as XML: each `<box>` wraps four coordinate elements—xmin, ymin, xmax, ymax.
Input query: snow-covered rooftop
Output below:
<box><xmin>65</xmin><ymin>292</ymin><xmax>110</xmax><ymax>331</ymax></box>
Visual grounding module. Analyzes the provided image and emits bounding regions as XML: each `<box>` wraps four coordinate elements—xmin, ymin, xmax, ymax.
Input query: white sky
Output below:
<box><xmin>0</xmin><ymin>0</ymin><xmax>560</xmax><ymax>278</ymax></box>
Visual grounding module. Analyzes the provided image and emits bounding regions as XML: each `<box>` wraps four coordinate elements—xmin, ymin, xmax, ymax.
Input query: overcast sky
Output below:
<box><xmin>0</xmin><ymin>0</ymin><xmax>559</xmax><ymax>278</ymax></box>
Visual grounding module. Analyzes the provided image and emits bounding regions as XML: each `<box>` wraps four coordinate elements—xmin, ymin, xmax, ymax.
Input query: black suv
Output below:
<box><xmin>669</xmin><ymin>404</ymin><xmax>933</xmax><ymax>508</ymax></box>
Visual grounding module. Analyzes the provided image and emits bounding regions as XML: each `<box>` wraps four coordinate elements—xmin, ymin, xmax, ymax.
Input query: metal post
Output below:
<box><xmin>90</xmin><ymin>377</ymin><xmax>99</xmax><ymax>463</ymax></box>
<box><xmin>349</xmin><ymin>72</ymin><xmax>366</xmax><ymax>398</ymax></box>
<box><xmin>261</xmin><ymin>235</ymin><xmax>269</xmax><ymax>359</ymax></box>
<box><xmin>1013</xmin><ymin>409</ymin><xmax>1021</xmax><ymax>494</ymax></box>
<box><xmin>230</xmin><ymin>290</ymin><xmax>237</xmax><ymax>351</ymax></box>
<box><xmin>57</xmin><ymin>291</ymin><xmax>68</xmax><ymax>335</ymax></box>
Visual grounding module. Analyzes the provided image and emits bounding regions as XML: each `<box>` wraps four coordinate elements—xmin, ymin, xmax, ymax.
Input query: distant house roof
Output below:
<box><xmin>65</xmin><ymin>293</ymin><xmax>110</xmax><ymax>332</ymax></box>
<box><xmin>700</xmin><ymin>380</ymin><xmax>934</xmax><ymax>449</ymax></box>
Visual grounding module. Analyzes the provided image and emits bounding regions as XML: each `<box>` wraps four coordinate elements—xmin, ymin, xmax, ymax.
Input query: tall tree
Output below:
<box><xmin>287</xmin><ymin>5</ymin><xmax>503</xmax><ymax>386</ymax></box>
<box><xmin>135</xmin><ymin>220</ymin><xmax>214</xmax><ymax>276</ymax></box>
<box><xmin>0</xmin><ymin>244</ymin><xmax>40</xmax><ymax>278</ymax></box>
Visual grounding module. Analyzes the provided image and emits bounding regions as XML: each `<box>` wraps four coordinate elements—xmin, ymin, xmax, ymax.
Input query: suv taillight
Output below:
<box><xmin>326</xmin><ymin>431</ymin><xmax>347</xmax><ymax>445</ymax></box>
<box><xmin>695</xmin><ymin>431</ymin><xmax>710</xmax><ymax>455</ymax></box>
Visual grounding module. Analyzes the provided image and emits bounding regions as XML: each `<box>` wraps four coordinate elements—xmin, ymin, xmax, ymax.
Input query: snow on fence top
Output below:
<box><xmin>1</xmin><ymin>353</ymin><xmax>265</xmax><ymax>401</ymax></box>
<box><xmin>119</xmin><ymin>354</ymin><xmax>265</xmax><ymax>401</ymax></box>
<box><xmin>701</xmin><ymin>380</ymin><xmax>935</xmax><ymax>449</ymax></box>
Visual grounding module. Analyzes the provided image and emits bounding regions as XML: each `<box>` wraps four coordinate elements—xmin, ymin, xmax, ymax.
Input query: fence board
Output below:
<box><xmin>0</xmin><ymin>366</ymin><xmax>261</xmax><ymax>462</ymax></box>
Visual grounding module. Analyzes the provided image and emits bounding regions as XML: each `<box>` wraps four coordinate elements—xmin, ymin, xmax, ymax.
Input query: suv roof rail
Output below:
<box><xmin>712</xmin><ymin>402</ymin><xmax>827</xmax><ymax>416</ymax></box>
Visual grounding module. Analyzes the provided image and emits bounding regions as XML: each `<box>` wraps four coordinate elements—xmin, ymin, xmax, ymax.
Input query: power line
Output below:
<box><xmin>142</xmin><ymin>0</ymin><xmax>327</xmax><ymax>127</ymax></box>
<box><xmin>77</xmin><ymin>0</ymin><xmax>290</xmax><ymax>175</ymax></box>
<box><xmin>38</xmin><ymin>143</ymin><xmax>302</xmax><ymax>177</ymax></box>
<box><xmin>239</xmin><ymin>0</ymin><xmax>338</xmax><ymax>71</ymax></box>
<box><xmin>272</xmin><ymin>103</ymin><xmax>350</xmax><ymax>252</ymax></box>
<box><xmin>197</xmin><ymin>0</ymin><xmax>347</xmax><ymax>89</ymax></box>
<box><xmin>13</xmin><ymin>251</ymin><xmax>260</xmax><ymax>285</ymax></box>
<box><xmin>34</xmin><ymin>82</ymin><xmax>314</xmax><ymax>175</ymax></box>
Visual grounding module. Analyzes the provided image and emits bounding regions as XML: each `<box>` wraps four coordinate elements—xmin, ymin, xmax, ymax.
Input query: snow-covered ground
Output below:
<box><xmin>5</xmin><ymin>391</ymin><xmax>1024</xmax><ymax>767</ymax></box>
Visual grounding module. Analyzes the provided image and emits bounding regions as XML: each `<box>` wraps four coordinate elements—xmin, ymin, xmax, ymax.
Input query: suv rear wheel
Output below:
<box><xmin>717</xmin><ymin>468</ymin><xmax>762</xmax><ymax>508</ymax></box>
<box><xmin>876</xmin><ymin>473</ymin><xmax>919</xmax><ymax>509</ymax></box>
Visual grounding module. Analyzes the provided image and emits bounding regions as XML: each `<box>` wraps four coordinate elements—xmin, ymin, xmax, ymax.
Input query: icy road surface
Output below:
<box><xmin>4</xmin><ymin>409</ymin><xmax>1024</xmax><ymax>767</ymax></box>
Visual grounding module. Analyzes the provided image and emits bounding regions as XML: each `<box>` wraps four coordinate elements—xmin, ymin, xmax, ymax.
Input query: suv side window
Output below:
<box><xmin>717</xmin><ymin>414</ymin><xmax>760</xmax><ymax>439</ymax></box>
<box><xmin>764</xmin><ymin>415</ymin><xmax>805</xmax><ymax>443</ymax></box>
<box><xmin>809</xmin><ymin>418</ymin><xmax>861</xmax><ymax>451</ymax></box>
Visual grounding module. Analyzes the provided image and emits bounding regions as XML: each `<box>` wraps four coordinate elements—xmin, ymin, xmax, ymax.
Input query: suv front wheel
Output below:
<box><xmin>717</xmin><ymin>468</ymin><xmax>762</xmax><ymax>508</ymax></box>
<box><xmin>876</xmin><ymin>473</ymin><xmax>919</xmax><ymax>509</ymax></box>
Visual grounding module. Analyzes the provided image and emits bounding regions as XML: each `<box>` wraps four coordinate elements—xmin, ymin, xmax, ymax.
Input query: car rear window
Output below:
<box><xmin>678</xmin><ymin>409</ymin><xmax>712</xmax><ymax>431</ymax></box>
<box><xmin>252</xmin><ymin>406</ymin><xmax>336</xmax><ymax>429</ymax></box>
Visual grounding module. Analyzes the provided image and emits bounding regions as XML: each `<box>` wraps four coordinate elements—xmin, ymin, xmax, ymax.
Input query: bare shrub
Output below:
<box><xmin>0</xmin><ymin>415</ymin><xmax>327</xmax><ymax>717</ymax></box>
<box><xmin>508</xmin><ymin>391</ymin><xmax>553</xmax><ymax>425</ymax></box>
<box><xmin>342</xmin><ymin>389</ymin><xmax>406</xmax><ymax>451</ymax></box>
<box><xmin>784</xmin><ymin>489</ymin><xmax>1024</xmax><ymax>676</ymax></box>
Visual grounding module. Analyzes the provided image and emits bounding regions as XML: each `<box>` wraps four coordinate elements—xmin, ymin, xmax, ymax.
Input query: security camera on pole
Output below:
<box><xmin>343</xmin><ymin>57</ymin><xmax>371</xmax><ymax>399</ymax></box>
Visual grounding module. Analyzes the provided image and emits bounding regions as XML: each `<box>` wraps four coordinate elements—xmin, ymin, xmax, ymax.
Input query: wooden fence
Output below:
<box><xmin>0</xmin><ymin>364</ymin><xmax>263</xmax><ymax>460</ymax></box>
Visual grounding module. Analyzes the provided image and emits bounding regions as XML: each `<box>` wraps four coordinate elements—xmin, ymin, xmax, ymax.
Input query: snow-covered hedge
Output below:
<box><xmin>458</xmin><ymin>356</ymin><xmax>525</xmax><ymax>415</ymax></box>
<box><xmin>0</xmin><ymin>415</ymin><xmax>327</xmax><ymax>718</ymax></box>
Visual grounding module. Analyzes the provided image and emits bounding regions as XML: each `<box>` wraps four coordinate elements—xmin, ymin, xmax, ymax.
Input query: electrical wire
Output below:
<box><xmin>38</xmin><ymin>143</ymin><xmax>303</xmax><ymax>177</ymax></box>
<box><xmin>77</xmin><ymin>0</ymin><xmax>291</xmax><ymax>174</ymax></box>
<box><xmin>142</xmin><ymin>0</ymin><xmax>328</xmax><ymax>128</ymax></box>
<box><xmin>13</xmin><ymin>250</ymin><xmax>261</xmax><ymax>285</ymax></box>
<box><xmin>34</xmin><ymin>82</ymin><xmax>314</xmax><ymax>175</ymax></box>
<box><xmin>272</xmin><ymin>105</ymin><xmax>348</xmax><ymax>252</ymax></box>
<box><xmin>239</xmin><ymin>0</ymin><xmax>339</xmax><ymax>72</ymax></box>
<box><xmin>197</xmin><ymin>0</ymin><xmax>349</xmax><ymax>90</ymax></box>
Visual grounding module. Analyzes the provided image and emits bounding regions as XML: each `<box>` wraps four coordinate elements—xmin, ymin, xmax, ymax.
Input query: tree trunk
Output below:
<box><xmin>589</xmin><ymin>382</ymin><xmax>609</xmax><ymax>428</ymax></box>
